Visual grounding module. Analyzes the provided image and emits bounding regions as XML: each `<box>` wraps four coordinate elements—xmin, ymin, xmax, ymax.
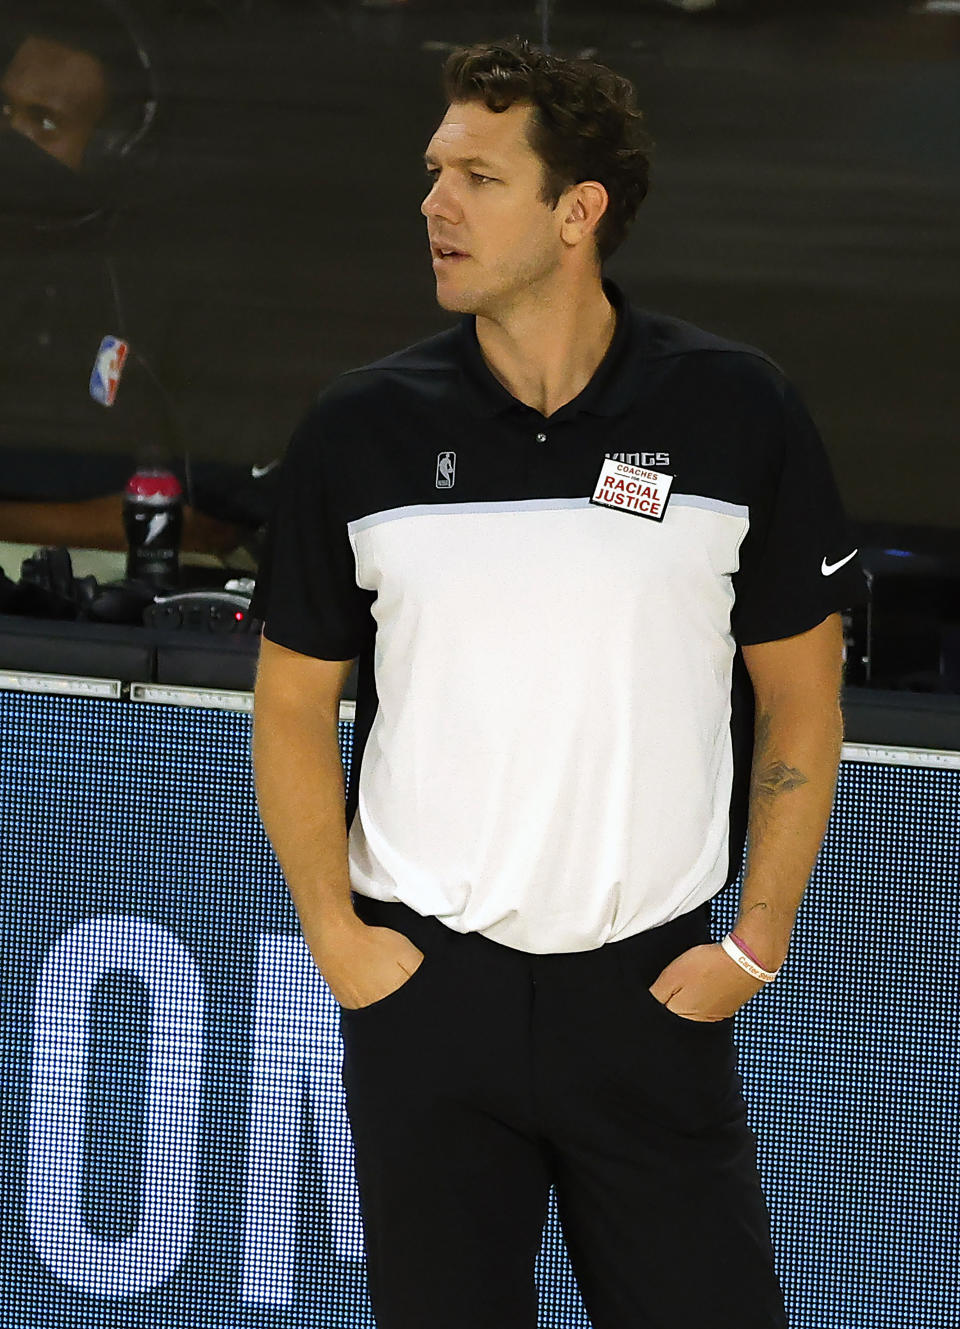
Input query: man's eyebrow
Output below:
<box><xmin>26</xmin><ymin>100</ymin><xmax>63</xmax><ymax>119</ymax></box>
<box><xmin>0</xmin><ymin>86</ymin><xmax>65</xmax><ymax>119</ymax></box>
<box><xmin>423</xmin><ymin>152</ymin><xmax>502</xmax><ymax>172</ymax></box>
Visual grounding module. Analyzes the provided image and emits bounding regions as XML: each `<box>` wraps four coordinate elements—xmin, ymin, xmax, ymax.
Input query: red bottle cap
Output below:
<box><xmin>125</xmin><ymin>469</ymin><xmax>182</xmax><ymax>502</ymax></box>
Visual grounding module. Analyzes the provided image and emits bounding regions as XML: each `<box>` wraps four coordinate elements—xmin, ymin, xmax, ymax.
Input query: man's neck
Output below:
<box><xmin>474</xmin><ymin>277</ymin><xmax>616</xmax><ymax>419</ymax></box>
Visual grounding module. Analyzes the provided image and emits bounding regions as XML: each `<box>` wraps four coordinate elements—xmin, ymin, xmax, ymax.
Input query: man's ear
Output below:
<box><xmin>559</xmin><ymin>180</ymin><xmax>609</xmax><ymax>248</ymax></box>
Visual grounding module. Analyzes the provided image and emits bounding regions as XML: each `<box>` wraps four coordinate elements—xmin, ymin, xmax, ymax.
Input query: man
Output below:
<box><xmin>0</xmin><ymin>3</ymin><xmax>245</xmax><ymax>558</ymax></box>
<box><xmin>1</xmin><ymin>21</ymin><xmax>111</xmax><ymax>173</ymax></box>
<box><xmin>252</xmin><ymin>38</ymin><xmax>867</xmax><ymax>1329</ymax></box>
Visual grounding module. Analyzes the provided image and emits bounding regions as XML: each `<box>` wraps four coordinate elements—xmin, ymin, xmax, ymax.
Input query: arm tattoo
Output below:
<box><xmin>750</xmin><ymin>710</ymin><xmax>809</xmax><ymax>805</ymax></box>
<box><xmin>754</xmin><ymin>760</ymin><xmax>809</xmax><ymax>796</ymax></box>
<box><xmin>738</xmin><ymin>668</ymin><xmax>847</xmax><ymax>939</ymax></box>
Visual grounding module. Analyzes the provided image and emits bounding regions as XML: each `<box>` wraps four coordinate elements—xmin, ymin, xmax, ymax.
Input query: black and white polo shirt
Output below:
<box><xmin>252</xmin><ymin>280</ymin><xmax>867</xmax><ymax>954</ymax></box>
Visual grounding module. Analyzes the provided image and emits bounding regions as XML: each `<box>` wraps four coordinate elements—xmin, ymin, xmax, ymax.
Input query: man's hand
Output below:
<box><xmin>649</xmin><ymin>942</ymin><xmax>764</xmax><ymax>1022</ymax></box>
<box><xmin>313</xmin><ymin>917</ymin><xmax>425</xmax><ymax>1010</ymax></box>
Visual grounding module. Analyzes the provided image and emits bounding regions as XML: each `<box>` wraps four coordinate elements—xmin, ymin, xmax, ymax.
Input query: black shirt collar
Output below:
<box><xmin>459</xmin><ymin>279</ymin><xmax>638</xmax><ymax>421</ymax></box>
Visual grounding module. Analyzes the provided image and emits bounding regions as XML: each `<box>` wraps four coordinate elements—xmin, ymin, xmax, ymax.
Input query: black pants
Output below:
<box><xmin>340</xmin><ymin>894</ymin><xmax>787</xmax><ymax>1329</ymax></box>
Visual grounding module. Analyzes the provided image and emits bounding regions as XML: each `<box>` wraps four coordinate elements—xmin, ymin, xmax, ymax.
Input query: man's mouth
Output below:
<box><xmin>431</xmin><ymin>243</ymin><xmax>470</xmax><ymax>263</ymax></box>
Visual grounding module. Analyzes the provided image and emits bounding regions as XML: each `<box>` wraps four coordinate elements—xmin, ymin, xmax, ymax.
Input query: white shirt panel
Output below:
<box><xmin>347</xmin><ymin>497</ymin><xmax>749</xmax><ymax>953</ymax></box>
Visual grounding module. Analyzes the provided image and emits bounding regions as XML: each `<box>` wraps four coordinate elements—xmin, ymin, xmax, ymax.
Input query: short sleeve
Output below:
<box><xmin>249</xmin><ymin>404</ymin><xmax>373</xmax><ymax>659</ymax></box>
<box><xmin>731</xmin><ymin>381</ymin><xmax>869</xmax><ymax>646</ymax></box>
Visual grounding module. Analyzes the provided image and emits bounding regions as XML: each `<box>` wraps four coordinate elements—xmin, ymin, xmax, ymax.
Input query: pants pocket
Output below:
<box><xmin>339</xmin><ymin>945</ymin><xmax>432</xmax><ymax>1021</ymax></box>
<box><xmin>614</xmin><ymin>951</ymin><xmax>743</xmax><ymax>1134</ymax></box>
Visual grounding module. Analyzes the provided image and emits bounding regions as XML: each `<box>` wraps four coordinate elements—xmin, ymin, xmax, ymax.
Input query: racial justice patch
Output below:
<box><xmin>590</xmin><ymin>457</ymin><xmax>674</xmax><ymax>522</ymax></box>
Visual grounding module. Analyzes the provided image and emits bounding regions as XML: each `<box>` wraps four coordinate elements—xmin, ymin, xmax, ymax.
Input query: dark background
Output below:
<box><xmin>3</xmin><ymin>0</ymin><xmax>959</xmax><ymax>529</ymax></box>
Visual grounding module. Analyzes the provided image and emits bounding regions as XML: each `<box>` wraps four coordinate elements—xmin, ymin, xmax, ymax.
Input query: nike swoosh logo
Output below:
<box><xmin>144</xmin><ymin>513</ymin><xmax>169</xmax><ymax>545</ymax></box>
<box><xmin>821</xmin><ymin>549</ymin><xmax>858</xmax><ymax>576</ymax></box>
<box><xmin>251</xmin><ymin>460</ymin><xmax>279</xmax><ymax>479</ymax></box>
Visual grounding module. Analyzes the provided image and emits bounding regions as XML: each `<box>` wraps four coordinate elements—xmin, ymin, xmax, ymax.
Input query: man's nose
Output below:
<box><xmin>421</xmin><ymin>179</ymin><xmax>459</xmax><ymax>223</ymax></box>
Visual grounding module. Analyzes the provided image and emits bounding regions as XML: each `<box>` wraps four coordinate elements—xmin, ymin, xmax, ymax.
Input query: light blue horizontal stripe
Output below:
<box><xmin>671</xmin><ymin>493</ymin><xmax>749</xmax><ymax>519</ymax></box>
<box><xmin>348</xmin><ymin>497</ymin><xmax>590</xmax><ymax>535</ymax></box>
<box><xmin>348</xmin><ymin>492</ymin><xmax>748</xmax><ymax>535</ymax></box>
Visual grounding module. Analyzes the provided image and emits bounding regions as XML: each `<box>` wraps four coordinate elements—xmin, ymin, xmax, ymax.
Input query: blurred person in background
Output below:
<box><xmin>0</xmin><ymin>0</ymin><xmax>245</xmax><ymax>561</ymax></box>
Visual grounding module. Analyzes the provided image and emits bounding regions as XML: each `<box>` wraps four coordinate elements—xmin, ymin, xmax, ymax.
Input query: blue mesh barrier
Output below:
<box><xmin>1</xmin><ymin>691</ymin><xmax>956</xmax><ymax>1328</ymax></box>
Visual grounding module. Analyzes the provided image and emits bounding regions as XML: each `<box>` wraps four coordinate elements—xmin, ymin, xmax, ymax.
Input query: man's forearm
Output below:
<box><xmin>734</xmin><ymin>693</ymin><xmax>844</xmax><ymax>970</ymax></box>
<box><xmin>252</xmin><ymin>696</ymin><xmax>357</xmax><ymax>964</ymax></box>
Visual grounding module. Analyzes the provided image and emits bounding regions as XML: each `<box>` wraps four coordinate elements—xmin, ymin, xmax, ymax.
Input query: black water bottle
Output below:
<box><xmin>123</xmin><ymin>467</ymin><xmax>183</xmax><ymax>590</ymax></box>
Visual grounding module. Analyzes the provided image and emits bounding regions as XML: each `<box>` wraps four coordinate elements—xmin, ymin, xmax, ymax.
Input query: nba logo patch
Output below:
<box><xmin>436</xmin><ymin>451</ymin><xmax>456</xmax><ymax>489</ymax></box>
<box><xmin>89</xmin><ymin>335</ymin><xmax>129</xmax><ymax>407</ymax></box>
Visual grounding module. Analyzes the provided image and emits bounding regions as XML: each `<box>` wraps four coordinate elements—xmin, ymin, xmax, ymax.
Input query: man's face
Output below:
<box><xmin>422</xmin><ymin>99</ymin><xmax>567</xmax><ymax>317</ymax></box>
<box><xmin>0</xmin><ymin>36</ymin><xmax>110</xmax><ymax>173</ymax></box>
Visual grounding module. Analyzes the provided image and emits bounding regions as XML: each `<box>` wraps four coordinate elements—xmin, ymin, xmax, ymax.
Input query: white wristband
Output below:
<box><xmin>720</xmin><ymin>933</ymin><xmax>781</xmax><ymax>984</ymax></box>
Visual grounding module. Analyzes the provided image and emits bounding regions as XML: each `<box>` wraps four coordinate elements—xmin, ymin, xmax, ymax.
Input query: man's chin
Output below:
<box><xmin>433</xmin><ymin>282</ymin><xmax>478</xmax><ymax>315</ymax></box>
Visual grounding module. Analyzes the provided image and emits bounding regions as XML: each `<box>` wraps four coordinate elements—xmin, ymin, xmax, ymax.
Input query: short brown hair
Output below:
<box><xmin>442</xmin><ymin>37</ymin><xmax>652</xmax><ymax>264</ymax></box>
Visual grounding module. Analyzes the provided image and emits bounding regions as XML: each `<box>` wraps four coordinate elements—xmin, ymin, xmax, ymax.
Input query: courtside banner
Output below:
<box><xmin>1</xmin><ymin>689</ymin><xmax>956</xmax><ymax>1329</ymax></box>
